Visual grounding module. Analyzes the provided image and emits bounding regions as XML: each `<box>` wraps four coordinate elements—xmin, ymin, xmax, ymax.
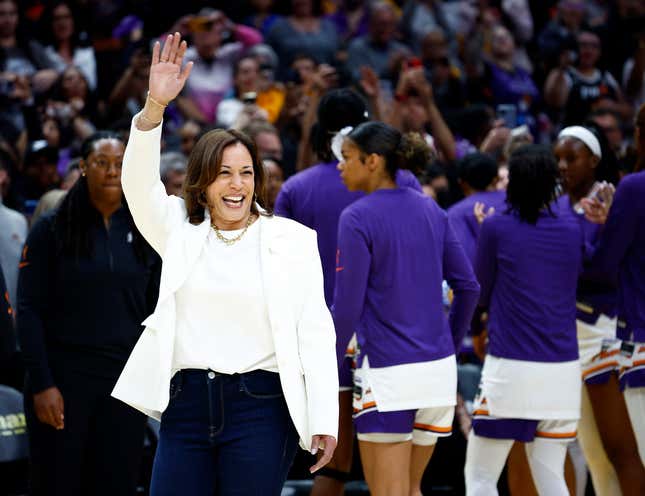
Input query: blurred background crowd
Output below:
<box><xmin>1</xmin><ymin>0</ymin><xmax>645</xmax><ymax>495</ymax></box>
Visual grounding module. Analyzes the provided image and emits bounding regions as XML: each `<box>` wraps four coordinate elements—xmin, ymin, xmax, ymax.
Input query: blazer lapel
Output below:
<box><xmin>158</xmin><ymin>214</ymin><xmax>211</xmax><ymax>303</ymax></box>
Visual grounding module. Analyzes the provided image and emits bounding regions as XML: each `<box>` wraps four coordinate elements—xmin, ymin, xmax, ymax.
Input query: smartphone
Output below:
<box><xmin>241</xmin><ymin>92</ymin><xmax>257</xmax><ymax>104</ymax></box>
<box><xmin>496</xmin><ymin>104</ymin><xmax>517</xmax><ymax>128</ymax></box>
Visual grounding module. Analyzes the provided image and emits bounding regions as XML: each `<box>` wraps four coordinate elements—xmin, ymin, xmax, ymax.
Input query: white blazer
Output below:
<box><xmin>111</xmin><ymin>116</ymin><xmax>339</xmax><ymax>450</ymax></box>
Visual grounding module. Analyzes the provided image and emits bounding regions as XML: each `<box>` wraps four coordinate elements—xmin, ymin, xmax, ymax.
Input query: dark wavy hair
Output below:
<box><xmin>53</xmin><ymin>131</ymin><xmax>149</xmax><ymax>262</ymax></box>
<box><xmin>506</xmin><ymin>144</ymin><xmax>559</xmax><ymax>224</ymax></box>
<box><xmin>183</xmin><ymin>128</ymin><xmax>271</xmax><ymax>225</ymax></box>
<box><xmin>347</xmin><ymin>121</ymin><xmax>432</xmax><ymax>180</ymax></box>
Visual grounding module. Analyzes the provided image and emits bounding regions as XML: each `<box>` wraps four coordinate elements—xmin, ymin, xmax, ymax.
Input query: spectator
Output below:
<box><xmin>390</xmin><ymin>66</ymin><xmax>456</xmax><ymax>162</ymax></box>
<box><xmin>544</xmin><ymin>30</ymin><xmax>632</xmax><ymax>126</ymax></box>
<box><xmin>178</xmin><ymin>8</ymin><xmax>262</xmax><ymax>124</ymax></box>
<box><xmin>43</xmin><ymin>65</ymin><xmax>97</xmax><ymax>147</ymax></box>
<box><xmin>159</xmin><ymin>151</ymin><xmax>187</xmax><ymax>196</ymax></box>
<box><xmin>263</xmin><ymin>157</ymin><xmax>283</xmax><ymax>208</ymax></box>
<box><xmin>242</xmin><ymin>120</ymin><xmax>283</xmax><ymax>161</ymax></box>
<box><xmin>589</xmin><ymin>109</ymin><xmax>626</xmax><ymax>158</ymax></box>
<box><xmin>420</xmin><ymin>28</ymin><xmax>465</xmax><ymax>116</ymax></box>
<box><xmin>216</xmin><ymin>55</ymin><xmax>269</xmax><ymax>128</ymax></box>
<box><xmin>178</xmin><ymin>119</ymin><xmax>202</xmax><ymax>158</ymax></box>
<box><xmin>0</xmin><ymin>0</ymin><xmax>57</xmax><ymax>137</ymax></box>
<box><xmin>472</xmin><ymin>24</ymin><xmax>539</xmax><ymax>123</ymax></box>
<box><xmin>12</xmin><ymin>140</ymin><xmax>60</xmax><ymax>215</ymax></box>
<box><xmin>17</xmin><ymin>131</ymin><xmax>161</xmax><ymax>495</ymax></box>
<box><xmin>108</xmin><ymin>46</ymin><xmax>151</xmax><ymax>121</ymax></box>
<box><xmin>345</xmin><ymin>2</ymin><xmax>409</xmax><ymax>83</ymax></box>
<box><xmin>41</xmin><ymin>1</ymin><xmax>97</xmax><ymax>90</ymax></box>
<box><xmin>325</xmin><ymin>0</ymin><xmax>370</xmax><ymax>46</ymax></box>
<box><xmin>0</xmin><ymin>149</ymin><xmax>27</xmax><ymax>309</ymax></box>
<box><xmin>266</xmin><ymin>0</ymin><xmax>339</xmax><ymax>80</ymax></box>
<box><xmin>243</xmin><ymin>0</ymin><xmax>282</xmax><ymax>36</ymax></box>
<box><xmin>399</xmin><ymin>0</ymin><xmax>455</xmax><ymax>54</ymax></box>
<box><xmin>247</xmin><ymin>44</ymin><xmax>286</xmax><ymax>123</ymax></box>
<box><xmin>622</xmin><ymin>30</ymin><xmax>645</xmax><ymax>111</ymax></box>
<box><xmin>537</xmin><ymin>0</ymin><xmax>587</xmax><ymax>71</ymax></box>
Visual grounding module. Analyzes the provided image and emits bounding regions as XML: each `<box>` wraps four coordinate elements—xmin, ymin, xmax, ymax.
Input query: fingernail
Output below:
<box><xmin>311</xmin><ymin>448</ymin><xmax>318</xmax><ymax>455</ymax></box>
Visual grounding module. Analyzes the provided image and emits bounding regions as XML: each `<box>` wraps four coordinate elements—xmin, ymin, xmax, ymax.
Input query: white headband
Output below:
<box><xmin>331</xmin><ymin>126</ymin><xmax>353</xmax><ymax>162</ymax></box>
<box><xmin>558</xmin><ymin>126</ymin><xmax>602</xmax><ymax>158</ymax></box>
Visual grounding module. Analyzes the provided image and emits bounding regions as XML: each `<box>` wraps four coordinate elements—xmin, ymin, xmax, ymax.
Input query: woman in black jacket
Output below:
<box><xmin>17</xmin><ymin>131</ymin><xmax>161</xmax><ymax>496</ymax></box>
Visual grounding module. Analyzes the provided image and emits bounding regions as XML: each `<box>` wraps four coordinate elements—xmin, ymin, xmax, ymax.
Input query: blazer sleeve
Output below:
<box><xmin>296</xmin><ymin>230</ymin><xmax>339</xmax><ymax>439</ymax></box>
<box><xmin>121</xmin><ymin>115</ymin><xmax>184</xmax><ymax>255</ymax></box>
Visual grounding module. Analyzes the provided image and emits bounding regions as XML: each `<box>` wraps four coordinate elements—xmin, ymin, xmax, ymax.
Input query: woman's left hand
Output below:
<box><xmin>309</xmin><ymin>434</ymin><xmax>337</xmax><ymax>473</ymax></box>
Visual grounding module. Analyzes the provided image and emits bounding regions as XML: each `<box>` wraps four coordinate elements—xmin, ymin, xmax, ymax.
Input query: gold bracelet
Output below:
<box><xmin>146</xmin><ymin>91</ymin><xmax>168</xmax><ymax>108</ymax></box>
<box><xmin>138</xmin><ymin>112</ymin><xmax>162</xmax><ymax>126</ymax></box>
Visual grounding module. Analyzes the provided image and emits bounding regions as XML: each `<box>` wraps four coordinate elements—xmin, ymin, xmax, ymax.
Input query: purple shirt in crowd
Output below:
<box><xmin>333</xmin><ymin>188</ymin><xmax>480</xmax><ymax>367</ymax></box>
<box><xmin>589</xmin><ymin>171</ymin><xmax>645</xmax><ymax>342</ymax></box>
<box><xmin>274</xmin><ymin>161</ymin><xmax>421</xmax><ymax>306</ymax></box>
<box><xmin>475</xmin><ymin>205</ymin><xmax>582</xmax><ymax>362</ymax></box>
<box><xmin>556</xmin><ymin>195</ymin><xmax>617</xmax><ymax>324</ymax></box>
<box><xmin>447</xmin><ymin>190</ymin><xmax>506</xmax><ymax>266</ymax></box>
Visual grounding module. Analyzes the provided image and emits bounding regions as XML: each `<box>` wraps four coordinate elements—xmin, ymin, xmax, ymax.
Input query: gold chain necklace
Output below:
<box><xmin>211</xmin><ymin>215</ymin><xmax>254</xmax><ymax>245</ymax></box>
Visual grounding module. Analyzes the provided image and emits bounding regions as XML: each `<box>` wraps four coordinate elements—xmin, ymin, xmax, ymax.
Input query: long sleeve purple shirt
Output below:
<box><xmin>475</xmin><ymin>207</ymin><xmax>582</xmax><ymax>362</ymax></box>
<box><xmin>589</xmin><ymin>171</ymin><xmax>645</xmax><ymax>342</ymax></box>
<box><xmin>332</xmin><ymin>188</ymin><xmax>480</xmax><ymax>368</ymax></box>
<box><xmin>447</xmin><ymin>190</ymin><xmax>506</xmax><ymax>266</ymax></box>
<box><xmin>555</xmin><ymin>195</ymin><xmax>617</xmax><ymax>324</ymax></box>
<box><xmin>274</xmin><ymin>161</ymin><xmax>421</xmax><ymax>307</ymax></box>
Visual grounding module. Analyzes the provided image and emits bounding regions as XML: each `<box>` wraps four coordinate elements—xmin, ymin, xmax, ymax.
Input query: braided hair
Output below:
<box><xmin>53</xmin><ymin>131</ymin><xmax>150</xmax><ymax>262</ymax></box>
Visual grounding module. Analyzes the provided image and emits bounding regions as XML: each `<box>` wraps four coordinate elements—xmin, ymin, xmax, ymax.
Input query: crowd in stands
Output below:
<box><xmin>1</xmin><ymin>0</ymin><xmax>645</xmax><ymax>494</ymax></box>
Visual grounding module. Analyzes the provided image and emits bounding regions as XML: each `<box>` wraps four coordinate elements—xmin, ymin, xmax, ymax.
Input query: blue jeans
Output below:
<box><xmin>150</xmin><ymin>369</ymin><xmax>300</xmax><ymax>496</ymax></box>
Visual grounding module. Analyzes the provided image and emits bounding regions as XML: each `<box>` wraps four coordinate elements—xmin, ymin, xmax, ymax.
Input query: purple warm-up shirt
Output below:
<box><xmin>274</xmin><ymin>161</ymin><xmax>421</xmax><ymax>306</ymax></box>
<box><xmin>447</xmin><ymin>190</ymin><xmax>506</xmax><ymax>266</ymax></box>
<box><xmin>332</xmin><ymin>188</ymin><xmax>480</xmax><ymax>368</ymax></box>
<box><xmin>556</xmin><ymin>195</ymin><xmax>617</xmax><ymax>324</ymax></box>
<box><xmin>475</xmin><ymin>206</ymin><xmax>582</xmax><ymax>362</ymax></box>
<box><xmin>589</xmin><ymin>171</ymin><xmax>645</xmax><ymax>342</ymax></box>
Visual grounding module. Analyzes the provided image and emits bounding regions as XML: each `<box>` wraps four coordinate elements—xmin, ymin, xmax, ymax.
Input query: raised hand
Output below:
<box><xmin>359</xmin><ymin>66</ymin><xmax>380</xmax><ymax>100</ymax></box>
<box><xmin>149</xmin><ymin>33</ymin><xmax>193</xmax><ymax>106</ymax></box>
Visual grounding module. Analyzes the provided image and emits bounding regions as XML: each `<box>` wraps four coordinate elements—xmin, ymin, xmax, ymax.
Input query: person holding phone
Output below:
<box><xmin>111</xmin><ymin>33</ymin><xmax>339</xmax><ymax>495</ymax></box>
<box><xmin>216</xmin><ymin>56</ymin><xmax>268</xmax><ymax>129</ymax></box>
<box><xmin>171</xmin><ymin>8</ymin><xmax>262</xmax><ymax>125</ymax></box>
<box><xmin>554</xmin><ymin>125</ymin><xmax>645</xmax><ymax>495</ymax></box>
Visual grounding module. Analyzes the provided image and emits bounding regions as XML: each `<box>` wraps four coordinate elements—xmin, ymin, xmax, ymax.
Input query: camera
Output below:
<box><xmin>241</xmin><ymin>92</ymin><xmax>257</xmax><ymax>105</ymax></box>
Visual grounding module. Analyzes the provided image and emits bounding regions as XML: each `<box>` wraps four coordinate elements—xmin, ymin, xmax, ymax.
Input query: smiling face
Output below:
<box><xmin>206</xmin><ymin>143</ymin><xmax>256</xmax><ymax>229</ymax></box>
<box><xmin>80</xmin><ymin>138</ymin><xmax>124</xmax><ymax>206</ymax></box>
<box><xmin>337</xmin><ymin>138</ymin><xmax>370</xmax><ymax>192</ymax></box>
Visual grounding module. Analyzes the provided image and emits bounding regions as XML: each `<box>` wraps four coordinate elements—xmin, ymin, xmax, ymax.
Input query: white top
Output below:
<box><xmin>359</xmin><ymin>354</ymin><xmax>457</xmax><ymax>412</ymax></box>
<box><xmin>481</xmin><ymin>355</ymin><xmax>581</xmax><ymax>420</ymax></box>
<box><xmin>172</xmin><ymin>219</ymin><xmax>278</xmax><ymax>374</ymax></box>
